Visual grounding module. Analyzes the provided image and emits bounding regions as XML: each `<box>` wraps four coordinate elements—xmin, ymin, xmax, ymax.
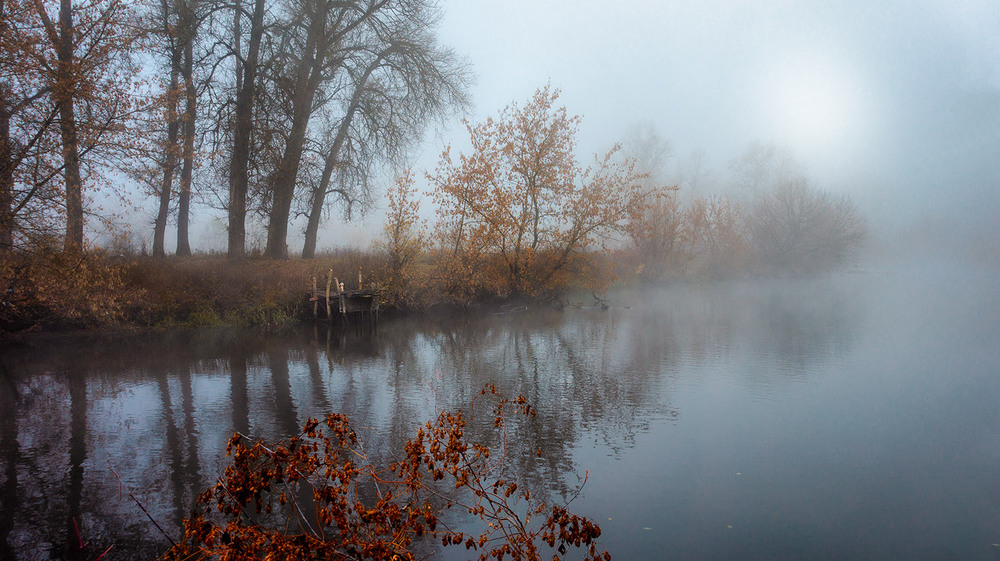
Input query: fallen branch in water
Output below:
<box><xmin>108</xmin><ymin>461</ymin><xmax>178</xmax><ymax>548</ymax></box>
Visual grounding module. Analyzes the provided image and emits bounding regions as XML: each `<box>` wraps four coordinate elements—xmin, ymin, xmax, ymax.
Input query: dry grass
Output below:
<box><xmin>1</xmin><ymin>248</ymin><xmax>390</xmax><ymax>332</ymax></box>
<box><xmin>120</xmin><ymin>250</ymin><xmax>388</xmax><ymax>327</ymax></box>
<box><xmin>1</xmin><ymin>244</ymin><xmax>652</xmax><ymax>333</ymax></box>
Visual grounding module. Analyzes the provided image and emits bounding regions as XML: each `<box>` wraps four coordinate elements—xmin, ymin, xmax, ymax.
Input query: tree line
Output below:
<box><xmin>623</xmin><ymin>133</ymin><xmax>869</xmax><ymax>280</ymax></box>
<box><xmin>0</xmin><ymin>0</ymin><xmax>471</xmax><ymax>259</ymax></box>
<box><xmin>1</xmin><ymin>0</ymin><xmax>865</xmax><ymax>294</ymax></box>
<box><xmin>380</xmin><ymin>88</ymin><xmax>869</xmax><ymax>304</ymax></box>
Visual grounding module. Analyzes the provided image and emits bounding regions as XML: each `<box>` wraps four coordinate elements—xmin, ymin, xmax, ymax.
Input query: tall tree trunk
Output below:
<box><xmin>300</xmin><ymin>162</ymin><xmax>330</xmax><ymax>259</ymax></box>
<box><xmin>0</xmin><ymin>100</ymin><xmax>13</xmax><ymax>255</ymax></box>
<box><xmin>57</xmin><ymin>0</ymin><xmax>84</xmax><ymax>252</ymax></box>
<box><xmin>226</xmin><ymin>0</ymin><xmax>264</xmax><ymax>259</ymax></box>
<box><xmin>175</xmin><ymin>40</ymin><xmax>195</xmax><ymax>256</ymax></box>
<box><xmin>263</xmin><ymin>12</ymin><xmax>325</xmax><ymax>259</ymax></box>
<box><xmin>301</xmin><ymin>55</ymin><xmax>382</xmax><ymax>258</ymax></box>
<box><xmin>152</xmin><ymin>58</ymin><xmax>181</xmax><ymax>257</ymax></box>
<box><xmin>175</xmin><ymin>3</ymin><xmax>196</xmax><ymax>256</ymax></box>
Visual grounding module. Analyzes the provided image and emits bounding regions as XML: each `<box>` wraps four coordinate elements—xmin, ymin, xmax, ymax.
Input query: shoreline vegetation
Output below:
<box><xmin>1</xmin><ymin>88</ymin><xmax>871</xmax><ymax>335</ymax></box>
<box><xmin>0</xmin><ymin>240</ymin><xmax>859</xmax><ymax>335</ymax></box>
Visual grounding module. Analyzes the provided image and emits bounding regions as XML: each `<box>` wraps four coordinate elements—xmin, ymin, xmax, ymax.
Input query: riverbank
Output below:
<box><xmin>0</xmin><ymin>248</ymin><xmax>602</xmax><ymax>334</ymax></box>
<box><xmin>0</xmin><ymin>250</ymin><xmax>384</xmax><ymax>333</ymax></box>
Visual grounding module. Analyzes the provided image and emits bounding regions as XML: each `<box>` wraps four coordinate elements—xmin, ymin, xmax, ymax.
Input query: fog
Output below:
<box><xmin>111</xmin><ymin>0</ymin><xmax>1000</xmax><ymax>259</ymax></box>
<box><xmin>431</xmin><ymin>1</ymin><xmax>999</xmax><ymax>235</ymax></box>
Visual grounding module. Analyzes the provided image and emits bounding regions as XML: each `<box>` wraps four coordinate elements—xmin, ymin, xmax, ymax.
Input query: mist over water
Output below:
<box><xmin>2</xmin><ymin>265</ymin><xmax>999</xmax><ymax>559</ymax></box>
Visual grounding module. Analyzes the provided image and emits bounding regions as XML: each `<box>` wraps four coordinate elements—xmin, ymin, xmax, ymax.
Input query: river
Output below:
<box><xmin>1</xmin><ymin>265</ymin><xmax>999</xmax><ymax>560</ymax></box>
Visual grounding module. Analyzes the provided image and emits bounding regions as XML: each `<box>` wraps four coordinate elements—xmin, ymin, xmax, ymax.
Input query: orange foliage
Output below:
<box><xmin>430</xmin><ymin>85</ymin><xmax>655</xmax><ymax>299</ymax></box>
<box><xmin>165</xmin><ymin>387</ymin><xmax>610</xmax><ymax>561</ymax></box>
<box><xmin>0</xmin><ymin>243</ymin><xmax>143</xmax><ymax>330</ymax></box>
<box><xmin>681</xmin><ymin>195</ymin><xmax>751</xmax><ymax>278</ymax></box>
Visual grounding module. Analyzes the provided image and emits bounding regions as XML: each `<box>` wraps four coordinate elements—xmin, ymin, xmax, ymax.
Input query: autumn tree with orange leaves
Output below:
<box><xmin>430</xmin><ymin>86</ymin><xmax>659</xmax><ymax>299</ymax></box>
<box><xmin>0</xmin><ymin>0</ymin><xmax>139</xmax><ymax>253</ymax></box>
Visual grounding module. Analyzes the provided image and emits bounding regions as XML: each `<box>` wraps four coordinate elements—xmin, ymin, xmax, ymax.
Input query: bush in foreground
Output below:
<box><xmin>165</xmin><ymin>387</ymin><xmax>609</xmax><ymax>561</ymax></box>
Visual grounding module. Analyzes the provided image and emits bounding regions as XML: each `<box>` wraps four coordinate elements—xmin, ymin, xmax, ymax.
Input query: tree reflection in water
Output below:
<box><xmin>0</xmin><ymin>276</ymin><xmax>866</xmax><ymax>559</ymax></box>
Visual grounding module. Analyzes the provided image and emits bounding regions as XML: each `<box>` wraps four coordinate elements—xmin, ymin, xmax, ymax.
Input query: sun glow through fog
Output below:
<box><xmin>758</xmin><ymin>53</ymin><xmax>871</xmax><ymax>168</ymax></box>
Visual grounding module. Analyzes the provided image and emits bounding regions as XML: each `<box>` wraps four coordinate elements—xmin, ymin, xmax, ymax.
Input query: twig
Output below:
<box><xmin>282</xmin><ymin>479</ymin><xmax>320</xmax><ymax>539</ymax></box>
<box><xmin>92</xmin><ymin>545</ymin><xmax>114</xmax><ymax>561</ymax></box>
<box><xmin>72</xmin><ymin>517</ymin><xmax>84</xmax><ymax>551</ymax></box>
<box><xmin>107</xmin><ymin>462</ymin><xmax>177</xmax><ymax>547</ymax></box>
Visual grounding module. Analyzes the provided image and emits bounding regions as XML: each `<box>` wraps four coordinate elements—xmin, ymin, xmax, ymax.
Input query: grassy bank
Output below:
<box><xmin>1</xmin><ymin>246</ymin><xmax>616</xmax><ymax>333</ymax></box>
<box><xmin>0</xmin><ymin>249</ymin><xmax>387</xmax><ymax>332</ymax></box>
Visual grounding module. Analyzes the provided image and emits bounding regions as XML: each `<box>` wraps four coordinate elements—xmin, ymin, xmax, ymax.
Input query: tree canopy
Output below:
<box><xmin>430</xmin><ymin>86</ymin><xmax>659</xmax><ymax>297</ymax></box>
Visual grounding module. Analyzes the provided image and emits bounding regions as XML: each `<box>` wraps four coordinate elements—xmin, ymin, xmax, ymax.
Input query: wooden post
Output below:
<box><xmin>334</xmin><ymin>276</ymin><xmax>344</xmax><ymax>315</ymax></box>
<box><xmin>325</xmin><ymin>269</ymin><xmax>333</xmax><ymax>320</ymax></box>
<box><xmin>312</xmin><ymin>276</ymin><xmax>318</xmax><ymax>318</ymax></box>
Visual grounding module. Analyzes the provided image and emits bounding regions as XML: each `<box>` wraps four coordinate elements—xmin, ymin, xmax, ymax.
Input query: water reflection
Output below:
<box><xmin>0</xmin><ymin>276</ymin><xmax>874</xmax><ymax>559</ymax></box>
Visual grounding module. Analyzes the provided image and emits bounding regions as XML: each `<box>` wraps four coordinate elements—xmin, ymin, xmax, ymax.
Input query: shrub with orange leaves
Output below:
<box><xmin>0</xmin><ymin>242</ymin><xmax>143</xmax><ymax>330</ymax></box>
<box><xmin>165</xmin><ymin>386</ymin><xmax>610</xmax><ymax>561</ymax></box>
<box><xmin>430</xmin><ymin>85</ymin><xmax>655</xmax><ymax>300</ymax></box>
<box><xmin>373</xmin><ymin>170</ymin><xmax>432</xmax><ymax>308</ymax></box>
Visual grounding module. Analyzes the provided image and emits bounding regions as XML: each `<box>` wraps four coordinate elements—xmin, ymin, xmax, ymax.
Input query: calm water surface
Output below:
<box><xmin>1</xmin><ymin>266</ymin><xmax>999</xmax><ymax>560</ymax></box>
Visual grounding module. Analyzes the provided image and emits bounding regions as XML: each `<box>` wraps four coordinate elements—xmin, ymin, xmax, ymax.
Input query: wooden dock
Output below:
<box><xmin>310</xmin><ymin>270</ymin><xmax>380</xmax><ymax>323</ymax></box>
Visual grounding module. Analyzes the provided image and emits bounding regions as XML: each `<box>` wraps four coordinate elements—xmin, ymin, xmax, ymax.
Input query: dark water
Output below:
<box><xmin>1</xmin><ymin>266</ymin><xmax>999</xmax><ymax>560</ymax></box>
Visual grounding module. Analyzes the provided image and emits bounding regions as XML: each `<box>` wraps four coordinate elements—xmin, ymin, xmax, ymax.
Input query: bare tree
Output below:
<box><xmin>224</xmin><ymin>0</ymin><xmax>267</xmax><ymax>259</ymax></box>
<box><xmin>749</xmin><ymin>178</ymin><xmax>867</xmax><ymax>273</ymax></box>
<box><xmin>621</xmin><ymin>121</ymin><xmax>672</xmax><ymax>183</ymax></box>
<box><xmin>299</xmin><ymin>13</ymin><xmax>471</xmax><ymax>258</ymax></box>
<box><xmin>620</xmin><ymin>122</ymin><xmax>680</xmax><ymax>280</ymax></box>
<box><xmin>141</xmin><ymin>0</ymin><xmax>184</xmax><ymax>257</ymax></box>
<box><xmin>258</xmin><ymin>0</ymin><xmax>469</xmax><ymax>259</ymax></box>
<box><xmin>729</xmin><ymin>141</ymin><xmax>803</xmax><ymax>196</ymax></box>
<box><xmin>174</xmin><ymin>0</ymin><xmax>200</xmax><ymax>256</ymax></box>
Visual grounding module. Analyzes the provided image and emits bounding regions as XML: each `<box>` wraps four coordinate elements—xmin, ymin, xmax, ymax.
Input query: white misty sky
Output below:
<box><xmin>428</xmin><ymin>0</ymin><xmax>998</xmax><ymax>175</ymax></box>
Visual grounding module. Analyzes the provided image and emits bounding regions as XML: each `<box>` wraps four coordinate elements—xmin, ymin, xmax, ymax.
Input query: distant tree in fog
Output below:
<box><xmin>682</xmin><ymin>194</ymin><xmax>751</xmax><ymax>277</ymax></box>
<box><xmin>675</xmin><ymin>149</ymin><xmax>714</xmax><ymax>199</ymax></box>
<box><xmin>621</xmin><ymin>121</ymin><xmax>672</xmax><ymax>182</ymax></box>
<box><xmin>730</xmin><ymin>141</ymin><xmax>803</xmax><ymax>196</ymax></box>
<box><xmin>627</xmin><ymin>193</ymin><xmax>683</xmax><ymax>278</ymax></box>
<box><xmin>621</xmin><ymin>123</ymin><xmax>681</xmax><ymax>279</ymax></box>
<box><xmin>748</xmin><ymin>178</ymin><xmax>867</xmax><ymax>273</ymax></box>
